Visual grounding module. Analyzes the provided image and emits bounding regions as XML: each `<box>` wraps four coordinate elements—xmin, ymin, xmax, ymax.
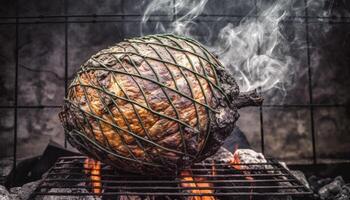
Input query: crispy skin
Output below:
<box><xmin>61</xmin><ymin>35</ymin><xmax>239</xmax><ymax>174</ymax></box>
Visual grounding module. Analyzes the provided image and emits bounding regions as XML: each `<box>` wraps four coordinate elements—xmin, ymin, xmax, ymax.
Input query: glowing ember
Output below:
<box><xmin>180</xmin><ymin>170</ymin><xmax>216</xmax><ymax>200</ymax></box>
<box><xmin>84</xmin><ymin>158</ymin><xmax>102</xmax><ymax>195</ymax></box>
<box><xmin>211</xmin><ymin>161</ymin><xmax>216</xmax><ymax>176</ymax></box>
<box><xmin>230</xmin><ymin>151</ymin><xmax>242</xmax><ymax>170</ymax></box>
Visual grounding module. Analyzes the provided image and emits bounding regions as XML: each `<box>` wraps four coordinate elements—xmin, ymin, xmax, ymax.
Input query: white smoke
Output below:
<box><xmin>141</xmin><ymin>0</ymin><xmax>208</xmax><ymax>36</ymax></box>
<box><xmin>141</xmin><ymin>0</ymin><xmax>304</xmax><ymax>101</ymax></box>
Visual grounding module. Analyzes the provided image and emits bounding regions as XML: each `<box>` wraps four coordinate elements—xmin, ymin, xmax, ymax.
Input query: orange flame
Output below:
<box><xmin>84</xmin><ymin>158</ymin><xmax>102</xmax><ymax>195</ymax></box>
<box><xmin>211</xmin><ymin>160</ymin><xmax>216</xmax><ymax>176</ymax></box>
<box><xmin>180</xmin><ymin>169</ymin><xmax>216</xmax><ymax>200</ymax></box>
<box><xmin>230</xmin><ymin>149</ymin><xmax>254</xmax><ymax>200</ymax></box>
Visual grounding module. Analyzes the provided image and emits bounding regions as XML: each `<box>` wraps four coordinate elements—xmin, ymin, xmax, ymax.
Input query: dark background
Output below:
<box><xmin>0</xmin><ymin>0</ymin><xmax>349</xmax><ymax>168</ymax></box>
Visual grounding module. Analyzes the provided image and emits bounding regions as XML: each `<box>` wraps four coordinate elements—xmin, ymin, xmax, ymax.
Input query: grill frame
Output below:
<box><xmin>29</xmin><ymin>156</ymin><xmax>313</xmax><ymax>199</ymax></box>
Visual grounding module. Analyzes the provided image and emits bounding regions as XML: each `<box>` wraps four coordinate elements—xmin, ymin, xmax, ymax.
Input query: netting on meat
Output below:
<box><xmin>59</xmin><ymin>34</ymin><xmax>246</xmax><ymax>174</ymax></box>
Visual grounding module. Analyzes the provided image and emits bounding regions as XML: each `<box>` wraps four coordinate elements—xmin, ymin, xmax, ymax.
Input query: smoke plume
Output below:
<box><xmin>141</xmin><ymin>0</ymin><xmax>305</xmax><ymax>102</ymax></box>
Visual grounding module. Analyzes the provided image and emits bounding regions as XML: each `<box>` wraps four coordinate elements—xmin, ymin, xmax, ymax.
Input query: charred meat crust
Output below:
<box><xmin>59</xmin><ymin>34</ymin><xmax>262</xmax><ymax>175</ymax></box>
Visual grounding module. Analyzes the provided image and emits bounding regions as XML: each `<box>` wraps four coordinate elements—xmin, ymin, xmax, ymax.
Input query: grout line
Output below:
<box><xmin>64</xmin><ymin>0</ymin><xmax>68</xmax><ymax>148</ymax></box>
<box><xmin>12</xmin><ymin>0</ymin><xmax>19</xmax><ymax>187</ymax></box>
<box><xmin>0</xmin><ymin>14</ymin><xmax>349</xmax><ymax>20</ymax></box>
<box><xmin>254</xmin><ymin>0</ymin><xmax>265</xmax><ymax>155</ymax></box>
<box><xmin>304</xmin><ymin>0</ymin><xmax>317</xmax><ymax>165</ymax></box>
<box><xmin>1</xmin><ymin>18</ymin><xmax>350</xmax><ymax>25</ymax></box>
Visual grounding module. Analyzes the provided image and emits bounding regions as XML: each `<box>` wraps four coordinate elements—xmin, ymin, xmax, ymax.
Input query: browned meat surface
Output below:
<box><xmin>60</xmin><ymin>34</ymin><xmax>262</xmax><ymax>174</ymax></box>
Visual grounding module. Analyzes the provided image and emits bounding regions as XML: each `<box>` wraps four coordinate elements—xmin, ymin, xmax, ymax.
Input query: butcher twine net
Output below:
<box><xmin>59</xmin><ymin>34</ymin><xmax>231</xmax><ymax>174</ymax></box>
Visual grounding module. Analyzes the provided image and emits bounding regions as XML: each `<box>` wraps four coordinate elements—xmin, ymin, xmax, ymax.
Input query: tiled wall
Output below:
<box><xmin>0</xmin><ymin>0</ymin><xmax>349</xmax><ymax>166</ymax></box>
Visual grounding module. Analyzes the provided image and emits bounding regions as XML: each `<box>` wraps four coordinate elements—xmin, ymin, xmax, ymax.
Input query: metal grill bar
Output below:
<box><xmin>29</xmin><ymin>156</ymin><xmax>313</xmax><ymax>199</ymax></box>
<box><xmin>0</xmin><ymin>104</ymin><xmax>348</xmax><ymax>109</ymax></box>
<box><xmin>33</xmin><ymin>192</ymin><xmax>312</xmax><ymax>196</ymax></box>
<box><xmin>38</xmin><ymin>185</ymin><xmax>306</xmax><ymax>189</ymax></box>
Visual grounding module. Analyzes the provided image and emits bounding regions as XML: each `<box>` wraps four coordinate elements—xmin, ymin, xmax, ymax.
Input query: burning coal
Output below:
<box><xmin>84</xmin><ymin>158</ymin><xmax>102</xmax><ymax>195</ymax></box>
<box><xmin>181</xmin><ymin>169</ymin><xmax>216</xmax><ymax>200</ymax></box>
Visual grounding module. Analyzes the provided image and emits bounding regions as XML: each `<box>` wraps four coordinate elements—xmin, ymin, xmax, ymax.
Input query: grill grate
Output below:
<box><xmin>29</xmin><ymin>156</ymin><xmax>313</xmax><ymax>199</ymax></box>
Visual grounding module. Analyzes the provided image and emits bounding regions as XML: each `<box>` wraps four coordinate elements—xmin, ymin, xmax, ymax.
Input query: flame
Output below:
<box><xmin>211</xmin><ymin>160</ymin><xmax>216</xmax><ymax>176</ymax></box>
<box><xmin>230</xmin><ymin>150</ymin><xmax>254</xmax><ymax>200</ymax></box>
<box><xmin>180</xmin><ymin>169</ymin><xmax>216</xmax><ymax>200</ymax></box>
<box><xmin>230</xmin><ymin>152</ymin><xmax>242</xmax><ymax>170</ymax></box>
<box><xmin>84</xmin><ymin>158</ymin><xmax>102</xmax><ymax>195</ymax></box>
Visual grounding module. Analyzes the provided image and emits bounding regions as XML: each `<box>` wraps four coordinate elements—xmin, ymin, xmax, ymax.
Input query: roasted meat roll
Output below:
<box><xmin>59</xmin><ymin>34</ymin><xmax>262</xmax><ymax>174</ymax></box>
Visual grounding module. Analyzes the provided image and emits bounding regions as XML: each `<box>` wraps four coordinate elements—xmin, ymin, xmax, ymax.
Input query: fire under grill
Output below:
<box><xmin>28</xmin><ymin>156</ymin><xmax>312</xmax><ymax>199</ymax></box>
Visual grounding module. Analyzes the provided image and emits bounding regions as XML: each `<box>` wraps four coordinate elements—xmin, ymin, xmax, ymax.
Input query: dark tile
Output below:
<box><xmin>68</xmin><ymin>23</ymin><xmax>124</xmax><ymax>80</ymax></box>
<box><xmin>18</xmin><ymin>24</ymin><xmax>65</xmax><ymax>106</ymax></box>
<box><xmin>309</xmin><ymin>23</ymin><xmax>350</xmax><ymax>105</ymax></box>
<box><xmin>0</xmin><ymin>0</ymin><xmax>16</xmax><ymax>17</ymax></box>
<box><xmin>262</xmin><ymin>22</ymin><xmax>309</xmax><ymax>105</ymax></box>
<box><xmin>125</xmin><ymin>20</ymin><xmax>238</xmax><ymax>47</ymax></box>
<box><xmin>204</xmin><ymin>0</ymin><xmax>255</xmax><ymax>16</ymax></box>
<box><xmin>263</xmin><ymin>107</ymin><xmax>313</xmax><ymax>164</ymax></box>
<box><xmin>125</xmin><ymin>22</ymin><xmax>174</xmax><ymax>38</ymax></box>
<box><xmin>68</xmin><ymin>0</ymin><xmax>122</xmax><ymax>15</ymax></box>
<box><xmin>257</xmin><ymin>0</ymin><xmax>306</xmax><ymax>17</ymax></box>
<box><xmin>314</xmin><ymin>107</ymin><xmax>350</xmax><ymax>162</ymax></box>
<box><xmin>17</xmin><ymin>108</ymin><xmax>64</xmax><ymax>159</ymax></box>
<box><xmin>124</xmin><ymin>0</ymin><xmax>254</xmax><ymax>18</ymax></box>
<box><xmin>187</xmin><ymin>20</ymin><xmax>242</xmax><ymax>46</ymax></box>
<box><xmin>128</xmin><ymin>20</ymin><xmax>238</xmax><ymax>44</ymax></box>
<box><xmin>236</xmin><ymin>107</ymin><xmax>262</xmax><ymax>152</ymax></box>
<box><xmin>18</xmin><ymin>0</ymin><xmax>65</xmax><ymax>16</ymax></box>
<box><xmin>0</xmin><ymin>25</ymin><xmax>16</xmax><ymax>106</ymax></box>
<box><xmin>122</xmin><ymin>0</ymin><xmax>160</xmax><ymax>15</ymax></box>
<box><xmin>124</xmin><ymin>0</ymin><xmax>252</xmax><ymax>22</ymax></box>
<box><xmin>307</xmin><ymin>0</ymin><xmax>350</xmax><ymax>19</ymax></box>
<box><xmin>0</xmin><ymin>109</ymin><xmax>14</xmax><ymax>158</ymax></box>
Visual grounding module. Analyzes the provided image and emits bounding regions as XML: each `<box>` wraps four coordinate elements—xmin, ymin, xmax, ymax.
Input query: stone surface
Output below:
<box><xmin>309</xmin><ymin>23</ymin><xmax>350</xmax><ymax>105</ymax></box>
<box><xmin>68</xmin><ymin>22</ymin><xmax>124</xmax><ymax>82</ymax></box>
<box><xmin>68</xmin><ymin>0</ymin><xmax>122</xmax><ymax>15</ymax></box>
<box><xmin>17</xmin><ymin>108</ymin><xmax>64</xmax><ymax>159</ymax></box>
<box><xmin>18</xmin><ymin>0</ymin><xmax>64</xmax><ymax>17</ymax></box>
<box><xmin>257</xmin><ymin>0</ymin><xmax>306</xmax><ymax>17</ymax></box>
<box><xmin>263</xmin><ymin>107</ymin><xmax>313</xmax><ymax>164</ymax></box>
<box><xmin>203</xmin><ymin>0</ymin><xmax>255</xmax><ymax>16</ymax></box>
<box><xmin>0</xmin><ymin>0</ymin><xmax>15</xmax><ymax>17</ymax></box>
<box><xmin>262</xmin><ymin>22</ymin><xmax>309</xmax><ymax>105</ymax></box>
<box><xmin>0</xmin><ymin>157</ymin><xmax>13</xmax><ymax>178</ymax></box>
<box><xmin>0</xmin><ymin>25</ymin><xmax>16</xmax><ymax>106</ymax></box>
<box><xmin>314</xmin><ymin>107</ymin><xmax>350</xmax><ymax>162</ymax></box>
<box><xmin>0</xmin><ymin>109</ymin><xmax>14</xmax><ymax>158</ymax></box>
<box><xmin>236</xmin><ymin>107</ymin><xmax>262</xmax><ymax>152</ymax></box>
<box><xmin>18</xmin><ymin>24</ymin><xmax>65</xmax><ymax>106</ymax></box>
<box><xmin>307</xmin><ymin>0</ymin><xmax>350</xmax><ymax>19</ymax></box>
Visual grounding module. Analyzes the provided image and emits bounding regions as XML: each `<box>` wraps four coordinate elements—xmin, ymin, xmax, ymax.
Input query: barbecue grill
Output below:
<box><xmin>29</xmin><ymin>156</ymin><xmax>312</xmax><ymax>199</ymax></box>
